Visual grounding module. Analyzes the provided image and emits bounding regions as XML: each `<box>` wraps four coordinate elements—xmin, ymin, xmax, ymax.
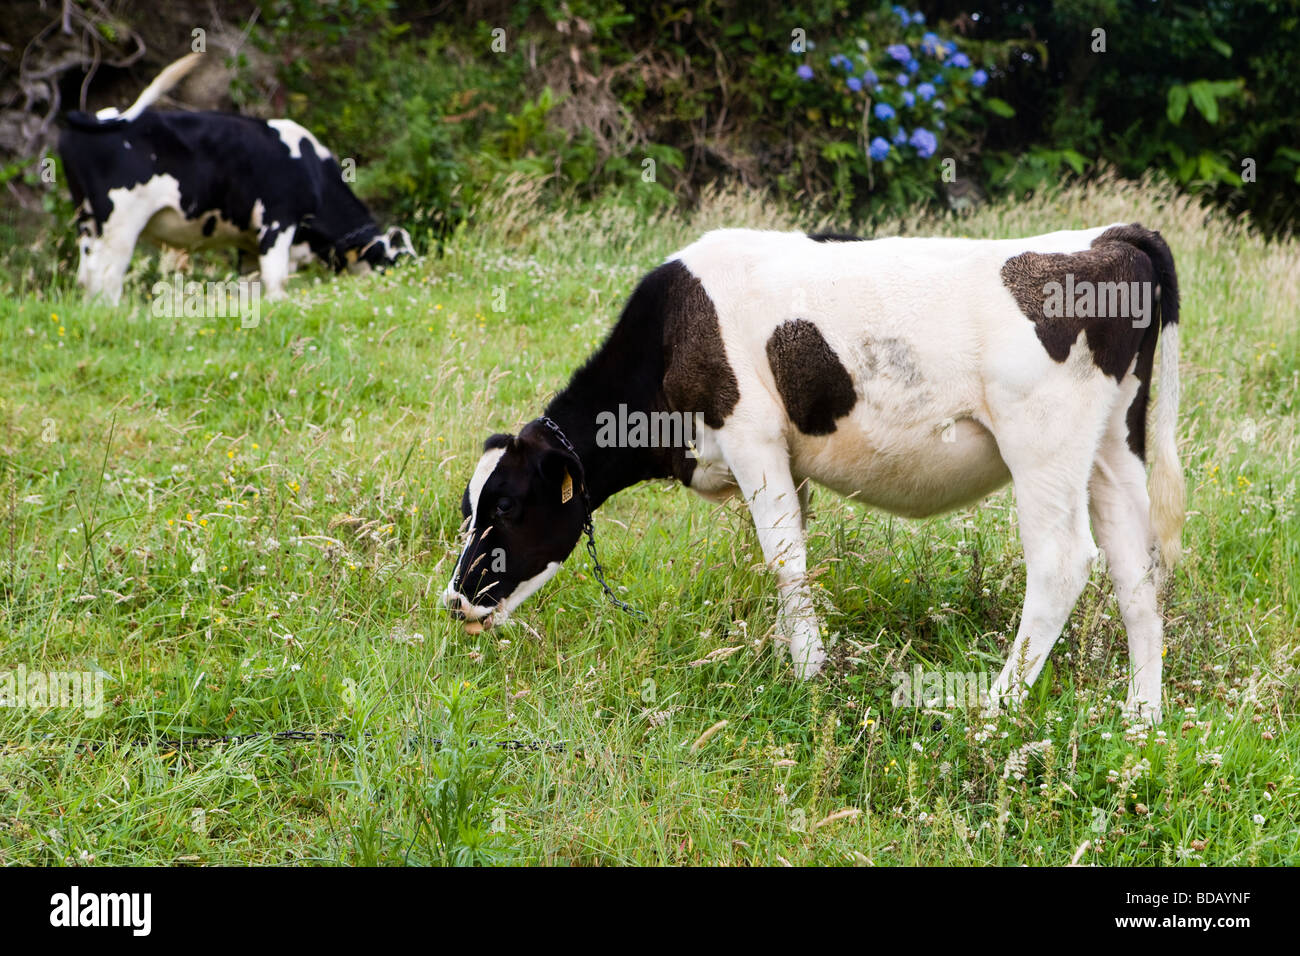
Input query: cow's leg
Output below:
<box><xmin>82</xmin><ymin>205</ymin><xmax>151</xmax><ymax>305</ymax></box>
<box><xmin>76</xmin><ymin>232</ymin><xmax>102</xmax><ymax>296</ymax></box>
<box><xmin>257</xmin><ymin>224</ymin><xmax>297</xmax><ymax>300</ymax></box>
<box><xmin>1089</xmin><ymin>433</ymin><xmax>1164</xmax><ymax>722</ymax></box>
<box><xmin>987</xmin><ymin>394</ymin><xmax>1108</xmax><ymax>709</ymax></box>
<box><xmin>721</xmin><ymin>436</ymin><xmax>825</xmax><ymax>677</ymax></box>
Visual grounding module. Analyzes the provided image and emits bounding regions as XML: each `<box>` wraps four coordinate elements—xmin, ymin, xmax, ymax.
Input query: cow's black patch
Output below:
<box><xmin>658</xmin><ymin>260</ymin><xmax>740</xmax><ymax>431</ymax></box>
<box><xmin>765</xmin><ymin>319</ymin><xmax>857</xmax><ymax>436</ymax></box>
<box><xmin>546</xmin><ymin>259</ymin><xmax>741</xmax><ymax>495</ymax></box>
<box><xmin>202</xmin><ymin>214</ymin><xmax>217</xmax><ymax>237</ymax></box>
<box><xmin>808</xmin><ymin>232</ymin><xmax>865</xmax><ymax>243</ymax></box>
<box><xmin>1000</xmin><ymin>223</ymin><xmax>1179</xmax><ymax>459</ymax></box>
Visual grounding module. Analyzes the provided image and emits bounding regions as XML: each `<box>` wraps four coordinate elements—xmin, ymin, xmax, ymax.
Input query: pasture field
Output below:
<box><xmin>0</xmin><ymin>175</ymin><xmax>1296</xmax><ymax>866</ymax></box>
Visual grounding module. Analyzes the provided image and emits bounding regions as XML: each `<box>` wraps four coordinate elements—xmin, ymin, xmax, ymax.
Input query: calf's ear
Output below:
<box><xmin>536</xmin><ymin>445</ymin><xmax>582</xmax><ymax>505</ymax></box>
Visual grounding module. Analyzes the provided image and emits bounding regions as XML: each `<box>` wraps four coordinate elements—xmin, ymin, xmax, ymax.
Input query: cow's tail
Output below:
<box><xmin>68</xmin><ymin>52</ymin><xmax>203</xmax><ymax>129</ymax></box>
<box><xmin>1126</xmin><ymin>226</ymin><xmax>1185</xmax><ymax>570</ymax></box>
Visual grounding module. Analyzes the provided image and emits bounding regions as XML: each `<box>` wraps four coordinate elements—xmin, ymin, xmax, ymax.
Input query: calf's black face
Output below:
<box><xmin>443</xmin><ymin>424</ymin><xmax>586</xmax><ymax>629</ymax></box>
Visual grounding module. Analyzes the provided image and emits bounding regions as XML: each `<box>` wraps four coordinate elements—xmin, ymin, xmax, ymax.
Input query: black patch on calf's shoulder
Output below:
<box><xmin>484</xmin><ymin>433</ymin><xmax>513</xmax><ymax>452</ymax></box>
<box><xmin>659</xmin><ymin>260</ymin><xmax>740</xmax><ymax>429</ymax></box>
<box><xmin>765</xmin><ymin>319</ymin><xmax>857</xmax><ymax>435</ymax></box>
<box><xmin>202</xmin><ymin>214</ymin><xmax>217</xmax><ymax>237</ymax></box>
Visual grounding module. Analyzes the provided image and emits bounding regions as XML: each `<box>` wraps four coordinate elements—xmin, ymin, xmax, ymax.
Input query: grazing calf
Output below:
<box><xmin>445</xmin><ymin>224</ymin><xmax>1184</xmax><ymax>720</ymax></box>
<box><xmin>58</xmin><ymin>54</ymin><xmax>413</xmax><ymax>304</ymax></box>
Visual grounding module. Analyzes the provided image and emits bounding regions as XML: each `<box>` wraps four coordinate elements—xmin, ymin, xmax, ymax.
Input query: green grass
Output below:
<box><xmin>0</xmin><ymin>174</ymin><xmax>1296</xmax><ymax>865</ymax></box>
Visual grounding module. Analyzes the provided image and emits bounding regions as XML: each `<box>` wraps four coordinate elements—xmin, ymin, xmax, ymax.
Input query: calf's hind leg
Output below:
<box><xmin>1089</xmin><ymin>433</ymin><xmax>1164</xmax><ymax>722</ymax></box>
<box><xmin>987</xmin><ymin>393</ymin><xmax>1109</xmax><ymax>708</ymax></box>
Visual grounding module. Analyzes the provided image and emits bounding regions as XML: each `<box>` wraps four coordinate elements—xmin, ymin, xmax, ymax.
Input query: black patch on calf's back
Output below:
<box><xmin>808</xmin><ymin>232</ymin><xmax>865</xmax><ymax>243</ymax></box>
<box><xmin>1001</xmin><ymin>223</ymin><xmax>1179</xmax><ymax>460</ymax></box>
<box><xmin>202</xmin><ymin>214</ymin><xmax>217</xmax><ymax>237</ymax></box>
<box><xmin>659</xmin><ymin>260</ymin><xmax>740</xmax><ymax>429</ymax></box>
<box><xmin>766</xmin><ymin>319</ymin><xmax>857</xmax><ymax>435</ymax></box>
<box><xmin>999</xmin><ymin>236</ymin><xmax>1155</xmax><ymax>382</ymax></box>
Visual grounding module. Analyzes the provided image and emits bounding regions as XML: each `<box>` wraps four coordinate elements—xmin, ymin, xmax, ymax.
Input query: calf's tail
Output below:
<box><xmin>1130</xmin><ymin>227</ymin><xmax>1185</xmax><ymax>570</ymax></box>
<box><xmin>64</xmin><ymin>52</ymin><xmax>203</xmax><ymax>130</ymax></box>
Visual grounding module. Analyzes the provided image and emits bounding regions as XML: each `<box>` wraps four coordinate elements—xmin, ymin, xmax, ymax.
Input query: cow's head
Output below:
<box><xmin>443</xmin><ymin>422</ymin><xmax>587</xmax><ymax>630</ymax></box>
<box><xmin>355</xmin><ymin>226</ymin><xmax>414</xmax><ymax>272</ymax></box>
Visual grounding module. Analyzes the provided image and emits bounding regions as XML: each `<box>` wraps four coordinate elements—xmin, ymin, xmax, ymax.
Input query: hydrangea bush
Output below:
<box><xmin>784</xmin><ymin>4</ymin><xmax>1014</xmax><ymax>218</ymax></box>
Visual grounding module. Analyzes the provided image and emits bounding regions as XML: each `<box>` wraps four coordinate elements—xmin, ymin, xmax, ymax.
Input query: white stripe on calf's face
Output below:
<box><xmin>444</xmin><ymin>447</ymin><xmax>507</xmax><ymax>613</ymax></box>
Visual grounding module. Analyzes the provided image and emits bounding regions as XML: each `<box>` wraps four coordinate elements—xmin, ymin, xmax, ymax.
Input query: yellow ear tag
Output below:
<box><xmin>560</xmin><ymin>470</ymin><xmax>574</xmax><ymax>504</ymax></box>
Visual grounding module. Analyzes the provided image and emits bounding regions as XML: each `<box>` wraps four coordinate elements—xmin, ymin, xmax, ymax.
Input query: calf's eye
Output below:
<box><xmin>494</xmin><ymin>496</ymin><xmax>516</xmax><ymax>516</ymax></box>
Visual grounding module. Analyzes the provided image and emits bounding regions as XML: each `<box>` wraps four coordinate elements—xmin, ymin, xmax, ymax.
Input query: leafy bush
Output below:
<box><xmin>780</xmin><ymin>4</ymin><xmax>1016</xmax><ymax>217</ymax></box>
<box><xmin>244</xmin><ymin>0</ymin><xmax>1298</xmax><ymax>238</ymax></box>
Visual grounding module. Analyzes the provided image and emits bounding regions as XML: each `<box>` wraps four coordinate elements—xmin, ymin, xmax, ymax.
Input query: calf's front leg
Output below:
<box><xmin>257</xmin><ymin>224</ymin><xmax>297</xmax><ymax>300</ymax></box>
<box><xmin>724</xmin><ymin>439</ymin><xmax>826</xmax><ymax>677</ymax></box>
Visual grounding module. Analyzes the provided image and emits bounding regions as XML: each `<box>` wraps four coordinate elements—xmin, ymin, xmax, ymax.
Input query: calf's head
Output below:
<box><xmin>443</xmin><ymin>423</ymin><xmax>587</xmax><ymax>630</ymax></box>
<box><xmin>350</xmin><ymin>227</ymin><xmax>415</xmax><ymax>274</ymax></box>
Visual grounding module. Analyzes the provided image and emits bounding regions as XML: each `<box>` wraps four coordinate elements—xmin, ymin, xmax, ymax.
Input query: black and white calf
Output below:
<box><xmin>58</xmin><ymin>54</ymin><xmax>413</xmax><ymax>304</ymax></box>
<box><xmin>446</xmin><ymin>224</ymin><xmax>1185</xmax><ymax>720</ymax></box>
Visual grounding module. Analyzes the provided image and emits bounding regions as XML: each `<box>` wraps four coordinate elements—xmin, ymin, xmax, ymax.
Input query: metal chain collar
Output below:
<box><xmin>539</xmin><ymin>415</ymin><xmax>646</xmax><ymax>620</ymax></box>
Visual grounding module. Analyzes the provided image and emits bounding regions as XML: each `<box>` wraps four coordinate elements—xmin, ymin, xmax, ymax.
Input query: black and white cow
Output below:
<box><xmin>58</xmin><ymin>54</ymin><xmax>413</xmax><ymax>304</ymax></box>
<box><xmin>446</xmin><ymin>224</ymin><xmax>1185</xmax><ymax>721</ymax></box>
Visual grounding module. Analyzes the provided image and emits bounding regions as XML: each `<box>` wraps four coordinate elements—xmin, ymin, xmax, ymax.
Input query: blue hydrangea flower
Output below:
<box><xmin>869</xmin><ymin>137</ymin><xmax>891</xmax><ymax>161</ymax></box>
<box><xmin>906</xmin><ymin>58</ymin><xmax>920</xmax><ymax>74</ymax></box>
<box><xmin>893</xmin><ymin>126</ymin><xmax>909</xmax><ymax>145</ymax></box>
<box><xmin>933</xmin><ymin>99</ymin><xmax>946</xmax><ymax>111</ymax></box>
<box><xmin>921</xmin><ymin>33</ymin><xmax>941</xmax><ymax>56</ymax></box>
<box><xmin>949</xmin><ymin>52</ymin><xmax>972</xmax><ymax>69</ymax></box>
<box><xmin>887</xmin><ymin>44</ymin><xmax>911</xmax><ymax>63</ymax></box>
<box><xmin>931</xmin><ymin>74</ymin><xmax>945</xmax><ymax>86</ymax></box>
<box><xmin>847</xmin><ymin>76</ymin><xmax>863</xmax><ymax>92</ymax></box>
<box><xmin>912</xmin><ymin>11</ymin><xmax>925</xmax><ymax>24</ymax></box>
<box><xmin>892</xmin><ymin>5</ymin><xmax>910</xmax><ymax>26</ymax></box>
<box><xmin>936</xmin><ymin>118</ymin><xmax>946</xmax><ymax>129</ymax></box>
<box><xmin>944</xmin><ymin>40</ymin><xmax>958</xmax><ymax>56</ymax></box>
<box><xmin>909</xmin><ymin>127</ymin><xmax>937</xmax><ymax>158</ymax></box>
<box><xmin>917</xmin><ymin>82</ymin><xmax>936</xmax><ymax>102</ymax></box>
<box><xmin>796</xmin><ymin>64</ymin><xmax>814</xmax><ymax>81</ymax></box>
<box><xmin>874</xmin><ymin>102</ymin><xmax>895</xmax><ymax>121</ymax></box>
<box><xmin>897</xmin><ymin>73</ymin><xmax>909</xmax><ymax>86</ymax></box>
<box><xmin>863</xmin><ymin>70</ymin><xmax>879</xmax><ymax>87</ymax></box>
<box><xmin>971</xmin><ymin>68</ymin><xmax>989</xmax><ymax>87</ymax></box>
<box><xmin>902</xmin><ymin>91</ymin><xmax>915</xmax><ymax>108</ymax></box>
